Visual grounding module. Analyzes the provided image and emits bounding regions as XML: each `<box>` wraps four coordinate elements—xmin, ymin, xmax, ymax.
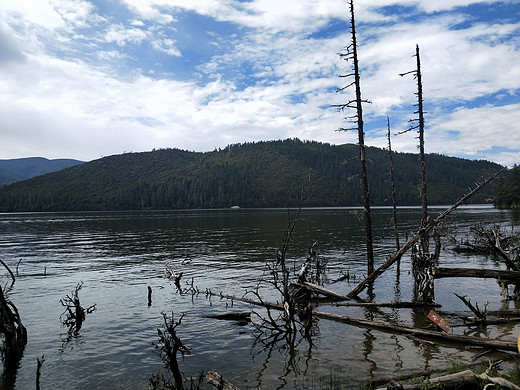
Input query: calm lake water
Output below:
<box><xmin>0</xmin><ymin>206</ymin><xmax>519</xmax><ymax>389</ymax></box>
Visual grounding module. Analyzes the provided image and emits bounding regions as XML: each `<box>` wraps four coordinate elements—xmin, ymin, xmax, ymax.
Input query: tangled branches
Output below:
<box><xmin>59</xmin><ymin>282</ymin><xmax>96</xmax><ymax>335</ymax></box>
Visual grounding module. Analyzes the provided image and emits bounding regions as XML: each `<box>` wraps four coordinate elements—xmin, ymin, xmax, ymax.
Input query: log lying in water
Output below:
<box><xmin>374</xmin><ymin>369</ymin><xmax>478</xmax><ymax>390</ymax></box>
<box><xmin>212</xmin><ymin>292</ymin><xmax>518</xmax><ymax>353</ymax></box>
<box><xmin>291</xmin><ymin>281</ymin><xmax>349</xmax><ymax>300</ymax></box>
<box><xmin>434</xmin><ymin>267</ymin><xmax>520</xmax><ymax>282</ymax></box>
<box><xmin>333</xmin><ymin>301</ymin><xmax>441</xmax><ymax>308</ymax></box>
<box><xmin>312</xmin><ymin>310</ymin><xmax>518</xmax><ymax>352</ymax></box>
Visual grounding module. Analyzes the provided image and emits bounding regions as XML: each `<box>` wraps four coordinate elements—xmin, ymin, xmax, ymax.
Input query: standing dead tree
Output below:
<box><xmin>399</xmin><ymin>44</ymin><xmax>435</xmax><ymax>302</ymax></box>
<box><xmin>346</xmin><ymin>168</ymin><xmax>505</xmax><ymax>299</ymax></box>
<box><xmin>0</xmin><ymin>261</ymin><xmax>27</xmax><ymax>371</ymax></box>
<box><xmin>386</xmin><ymin>117</ymin><xmax>400</xmax><ymax>253</ymax></box>
<box><xmin>59</xmin><ymin>282</ymin><xmax>96</xmax><ymax>335</ymax></box>
<box><xmin>334</xmin><ymin>0</ymin><xmax>374</xmax><ymax>274</ymax></box>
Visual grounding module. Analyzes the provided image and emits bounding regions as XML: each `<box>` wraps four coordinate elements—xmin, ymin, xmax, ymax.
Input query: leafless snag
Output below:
<box><xmin>0</xmin><ymin>260</ymin><xmax>27</xmax><ymax>372</ymax></box>
<box><xmin>59</xmin><ymin>282</ymin><xmax>96</xmax><ymax>336</ymax></box>
<box><xmin>335</xmin><ymin>0</ymin><xmax>374</xmax><ymax>274</ymax></box>
<box><xmin>150</xmin><ymin>312</ymin><xmax>196</xmax><ymax>390</ymax></box>
<box><xmin>386</xmin><ymin>117</ymin><xmax>400</xmax><ymax>253</ymax></box>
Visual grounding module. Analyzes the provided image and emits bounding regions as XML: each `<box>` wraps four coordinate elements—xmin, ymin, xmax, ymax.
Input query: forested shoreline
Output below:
<box><xmin>0</xmin><ymin>139</ymin><xmax>502</xmax><ymax>212</ymax></box>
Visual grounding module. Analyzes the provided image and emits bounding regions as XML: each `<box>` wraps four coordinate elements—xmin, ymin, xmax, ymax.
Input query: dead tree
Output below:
<box><xmin>346</xmin><ymin>168</ymin><xmax>505</xmax><ymax>299</ymax></box>
<box><xmin>0</xmin><ymin>261</ymin><xmax>27</xmax><ymax>371</ymax></box>
<box><xmin>386</xmin><ymin>117</ymin><xmax>400</xmax><ymax>252</ymax></box>
<box><xmin>59</xmin><ymin>282</ymin><xmax>96</xmax><ymax>335</ymax></box>
<box><xmin>150</xmin><ymin>312</ymin><xmax>192</xmax><ymax>390</ymax></box>
<box><xmin>399</xmin><ymin>44</ymin><xmax>428</xmax><ymax>248</ymax></box>
<box><xmin>334</xmin><ymin>0</ymin><xmax>374</xmax><ymax>274</ymax></box>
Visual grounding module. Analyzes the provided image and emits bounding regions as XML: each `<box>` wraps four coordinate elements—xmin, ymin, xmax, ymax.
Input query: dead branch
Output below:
<box><xmin>454</xmin><ymin>293</ymin><xmax>488</xmax><ymax>323</ymax></box>
<box><xmin>0</xmin><ymin>259</ymin><xmax>15</xmax><ymax>289</ymax></box>
<box><xmin>59</xmin><ymin>282</ymin><xmax>96</xmax><ymax>334</ymax></box>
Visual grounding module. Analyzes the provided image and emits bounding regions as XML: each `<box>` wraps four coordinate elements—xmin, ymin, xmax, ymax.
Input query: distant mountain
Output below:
<box><xmin>0</xmin><ymin>139</ymin><xmax>503</xmax><ymax>212</ymax></box>
<box><xmin>0</xmin><ymin>157</ymin><xmax>84</xmax><ymax>185</ymax></box>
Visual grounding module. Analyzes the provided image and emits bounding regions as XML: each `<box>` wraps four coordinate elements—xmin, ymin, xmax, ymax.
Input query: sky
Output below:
<box><xmin>1</xmin><ymin>0</ymin><xmax>519</xmax><ymax>166</ymax></box>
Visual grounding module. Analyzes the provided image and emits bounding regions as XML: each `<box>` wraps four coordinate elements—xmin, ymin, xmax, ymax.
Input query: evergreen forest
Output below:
<box><xmin>0</xmin><ymin>139</ymin><xmax>503</xmax><ymax>212</ymax></box>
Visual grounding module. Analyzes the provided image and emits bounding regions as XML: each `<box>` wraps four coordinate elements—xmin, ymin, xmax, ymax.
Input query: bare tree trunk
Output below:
<box><xmin>335</xmin><ymin>0</ymin><xmax>374</xmax><ymax>274</ymax></box>
<box><xmin>387</xmin><ymin>117</ymin><xmax>400</xmax><ymax>252</ymax></box>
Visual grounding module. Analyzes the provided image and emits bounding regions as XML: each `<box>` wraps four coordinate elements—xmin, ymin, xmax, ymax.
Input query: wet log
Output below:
<box><xmin>291</xmin><ymin>282</ymin><xmax>348</xmax><ymax>300</ymax></box>
<box><xmin>205</xmin><ymin>312</ymin><xmax>251</xmax><ymax>322</ymax></box>
<box><xmin>375</xmin><ymin>369</ymin><xmax>478</xmax><ymax>390</ymax></box>
<box><xmin>333</xmin><ymin>301</ymin><xmax>441</xmax><ymax>308</ymax></box>
<box><xmin>207</xmin><ymin>370</ymin><xmax>240</xmax><ymax>390</ymax></box>
<box><xmin>312</xmin><ymin>310</ymin><xmax>518</xmax><ymax>352</ymax></box>
<box><xmin>434</xmin><ymin>267</ymin><xmax>520</xmax><ymax>282</ymax></box>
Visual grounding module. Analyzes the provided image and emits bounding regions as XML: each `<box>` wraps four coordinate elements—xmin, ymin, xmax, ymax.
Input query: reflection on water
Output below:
<box><xmin>0</xmin><ymin>206</ymin><xmax>518</xmax><ymax>389</ymax></box>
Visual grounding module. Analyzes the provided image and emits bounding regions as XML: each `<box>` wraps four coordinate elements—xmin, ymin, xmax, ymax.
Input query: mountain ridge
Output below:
<box><xmin>0</xmin><ymin>157</ymin><xmax>84</xmax><ymax>185</ymax></box>
<box><xmin>0</xmin><ymin>139</ymin><xmax>503</xmax><ymax>212</ymax></box>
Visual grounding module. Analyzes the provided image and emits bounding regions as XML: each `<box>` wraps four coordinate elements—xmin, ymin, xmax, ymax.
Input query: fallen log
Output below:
<box><xmin>346</xmin><ymin>169</ymin><xmax>504</xmax><ymax>299</ymax></box>
<box><xmin>204</xmin><ymin>312</ymin><xmax>251</xmax><ymax>322</ymax></box>
<box><xmin>332</xmin><ymin>301</ymin><xmax>441</xmax><ymax>308</ymax></box>
<box><xmin>313</xmin><ymin>310</ymin><xmax>518</xmax><ymax>352</ymax></box>
<box><xmin>434</xmin><ymin>267</ymin><xmax>520</xmax><ymax>282</ymax></box>
<box><xmin>291</xmin><ymin>282</ymin><xmax>349</xmax><ymax>300</ymax></box>
<box><xmin>213</xmin><ymin>292</ymin><xmax>518</xmax><ymax>352</ymax></box>
<box><xmin>375</xmin><ymin>369</ymin><xmax>478</xmax><ymax>390</ymax></box>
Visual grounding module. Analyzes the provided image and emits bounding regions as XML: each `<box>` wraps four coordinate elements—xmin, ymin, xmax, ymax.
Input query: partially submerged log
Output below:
<box><xmin>435</xmin><ymin>267</ymin><xmax>520</xmax><ymax>282</ymax></box>
<box><xmin>375</xmin><ymin>369</ymin><xmax>478</xmax><ymax>390</ymax></box>
<box><xmin>213</xmin><ymin>291</ymin><xmax>518</xmax><ymax>352</ymax></box>
<box><xmin>333</xmin><ymin>301</ymin><xmax>441</xmax><ymax>308</ymax></box>
<box><xmin>290</xmin><ymin>281</ymin><xmax>348</xmax><ymax>301</ymax></box>
<box><xmin>312</xmin><ymin>310</ymin><xmax>518</xmax><ymax>352</ymax></box>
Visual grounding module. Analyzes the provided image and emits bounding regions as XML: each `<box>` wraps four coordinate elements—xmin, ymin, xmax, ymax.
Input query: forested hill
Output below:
<box><xmin>0</xmin><ymin>139</ymin><xmax>502</xmax><ymax>212</ymax></box>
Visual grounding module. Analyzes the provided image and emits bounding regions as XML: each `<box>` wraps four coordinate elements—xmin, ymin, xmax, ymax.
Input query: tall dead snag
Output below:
<box><xmin>346</xmin><ymin>168</ymin><xmax>505</xmax><ymax>299</ymax></box>
<box><xmin>334</xmin><ymin>0</ymin><xmax>374</xmax><ymax>274</ymax></box>
<box><xmin>399</xmin><ymin>44</ymin><xmax>434</xmax><ymax>302</ymax></box>
<box><xmin>386</xmin><ymin>117</ymin><xmax>400</xmax><ymax>252</ymax></box>
<box><xmin>0</xmin><ymin>261</ymin><xmax>27</xmax><ymax>371</ymax></box>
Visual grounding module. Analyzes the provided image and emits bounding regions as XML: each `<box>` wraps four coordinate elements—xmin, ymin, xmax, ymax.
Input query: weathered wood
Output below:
<box><xmin>205</xmin><ymin>312</ymin><xmax>251</xmax><ymax>322</ymax></box>
<box><xmin>375</xmin><ymin>370</ymin><xmax>478</xmax><ymax>390</ymax></box>
<box><xmin>312</xmin><ymin>310</ymin><xmax>518</xmax><ymax>352</ymax></box>
<box><xmin>435</xmin><ymin>267</ymin><xmax>520</xmax><ymax>282</ymax></box>
<box><xmin>207</xmin><ymin>370</ymin><xmax>240</xmax><ymax>390</ymax></box>
<box><xmin>333</xmin><ymin>301</ymin><xmax>441</xmax><ymax>308</ymax></box>
<box><xmin>346</xmin><ymin>168</ymin><xmax>504</xmax><ymax>299</ymax></box>
<box><xmin>214</xmin><ymin>291</ymin><xmax>517</xmax><ymax>352</ymax></box>
<box><xmin>291</xmin><ymin>282</ymin><xmax>349</xmax><ymax>301</ymax></box>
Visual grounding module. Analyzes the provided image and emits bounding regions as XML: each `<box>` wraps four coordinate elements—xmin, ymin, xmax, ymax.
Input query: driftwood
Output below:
<box><xmin>333</xmin><ymin>301</ymin><xmax>441</xmax><ymax>308</ymax></box>
<box><xmin>291</xmin><ymin>281</ymin><xmax>348</xmax><ymax>301</ymax></box>
<box><xmin>213</xmin><ymin>292</ymin><xmax>517</xmax><ymax>352</ymax></box>
<box><xmin>207</xmin><ymin>370</ymin><xmax>240</xmax><ymax>390</ymax></box>
<box><xmin>375</xmin><ymin>369</ymin><xmax>478</xmax><ymax>390</ymax></box>
<box><xmin>312</xmin><ymin>310</ymin><xmax>518</xmax><ymax>352</ymax></box>
<box><xmin>435</xmin><ymin>267</ymin><xmax>520</xmax><ymax>282</ymax></box>
<box><xmin>347</xmin><ymin>169</ymin><xmax>504</xmax><ymax>299</ymax></box>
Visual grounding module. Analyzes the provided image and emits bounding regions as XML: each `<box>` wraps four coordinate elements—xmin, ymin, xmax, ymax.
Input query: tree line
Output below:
<box><xmin>0</xmin><ymin>139</ymin><xmax>502</xmax><ymax>212</ymax></box>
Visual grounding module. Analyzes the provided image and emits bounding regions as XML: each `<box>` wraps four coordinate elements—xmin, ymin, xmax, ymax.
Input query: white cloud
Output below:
<box><xmin>105</xmin><ymin>24</ymin><xmax>148</xmax><ymax>46</ymax></box>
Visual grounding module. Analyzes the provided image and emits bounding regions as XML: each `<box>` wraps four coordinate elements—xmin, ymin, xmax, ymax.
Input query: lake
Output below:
<box><xmin>0</xmin><ymin>206</ymin><xmax>518</xmax><ymax>389</ymax></box>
